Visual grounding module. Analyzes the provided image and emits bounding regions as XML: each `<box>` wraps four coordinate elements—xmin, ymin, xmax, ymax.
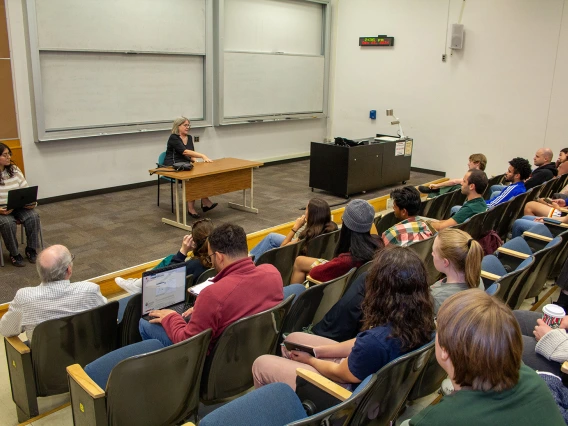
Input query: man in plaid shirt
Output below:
<box><xmin>0</xmin><ymin>245</ymin><xmax>107</xmax><ymax>342</ymax></box>
<box><xmin>382</xmin><ymin>186</ymin><xmax>433</xmax><ymax>246</ymax></box>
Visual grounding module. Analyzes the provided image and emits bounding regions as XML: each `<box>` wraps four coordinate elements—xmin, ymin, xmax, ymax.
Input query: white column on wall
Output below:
<box><xmin>329</xmin><ymin>0</ymin><xmax>568</xmax><ymax>179</ymax></box>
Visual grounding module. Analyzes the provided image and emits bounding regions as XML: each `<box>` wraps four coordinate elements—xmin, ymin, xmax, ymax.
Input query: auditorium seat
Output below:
<box><xmin>255</xmin><ymin>240</ymin><xmax>304</xmax><ymax>286</ymax></box>
<box><xmin>304</xmin><ymin>229</ymin><xmax>341</xmax><ymax>260</ymax></box>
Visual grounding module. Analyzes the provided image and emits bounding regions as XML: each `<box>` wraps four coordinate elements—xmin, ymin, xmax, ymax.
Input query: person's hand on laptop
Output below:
<box><xmin>182</xmin><ymin>306</ymin><xmax>194</xmax><ymax>318</ymax></box>
<box><xmin>0</xmin><ymin>207</ymin><xmax>13</xmax><ymax>215</ymax></box>
<box><xmin>148</xmin><ymin>309</ymin><xmax>177</xmax><ymax>324</ymax></box>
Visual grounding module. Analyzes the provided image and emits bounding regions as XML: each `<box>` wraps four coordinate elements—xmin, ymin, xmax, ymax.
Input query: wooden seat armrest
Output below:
<box><xmin>5</xmin><ymin>336</ymin><xmax>30</xmax><ymax>354</ymax></box>
<box><xmin>522</xmin><ymin>231</ymin><xmax>553</xmax><ymax>242</ymax></box>
<box><xmin>296</xmin><ymin>368</ymin><xmax>352</xmax><ymax>402</ymax></box>
<box><xmin>306</xmin><ymin>276</ymin><xmax>323</xmax><ymax>285</ymax></box>
<box><xmin>496</xmin><ymin>247</ymin><xmax>530</xmax><ymax>259</ymax></box>
<box><xmin>66</xmin><ymin>364</ymin><xmax>105</xmax><ymax>399</ymax></box>
<box><xmin>562</xmin><ymin>361</ymin><xmax>568</xmax><ymax>375</ymax></box>
<box><xmin>481</xmin><ymin>270</ymin><xmax>502</xmax><ymax>281</ymax></box>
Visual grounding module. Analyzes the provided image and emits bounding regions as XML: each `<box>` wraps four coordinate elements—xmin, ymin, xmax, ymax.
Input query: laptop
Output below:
<box><xmin>6</xmin><ymin>186</ymin><xmax>38</xmax><ymax>210</ymax></box>
<box><xmin>141</xmin><ymin>262</ymin><xmax>192</xmax><ymax>321</ymax></box>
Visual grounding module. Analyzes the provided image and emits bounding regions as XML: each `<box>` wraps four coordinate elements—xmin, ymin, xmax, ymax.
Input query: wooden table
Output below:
<box><xmin>149</xmin><ymin>157</ymin><xmax>263</xmax><ymax>231</ymax></box>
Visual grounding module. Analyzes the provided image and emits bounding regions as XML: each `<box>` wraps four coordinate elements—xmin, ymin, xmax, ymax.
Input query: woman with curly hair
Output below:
<box><xmin>252</xmin><ymin>245</ymin><xmax>435</xmax><ymax>390</ymax></box>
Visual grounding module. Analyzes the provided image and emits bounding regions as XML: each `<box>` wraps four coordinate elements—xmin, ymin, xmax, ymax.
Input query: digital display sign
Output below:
<box><xmin>359</xmin><ymin>35</ymin><xmax>395</xmax><ymax>47</ymax></box>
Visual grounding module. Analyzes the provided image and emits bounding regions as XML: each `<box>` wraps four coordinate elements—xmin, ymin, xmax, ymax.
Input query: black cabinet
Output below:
<box><xmin>309</xmin><ymin>138</ymin><xmax>412</xmax><ymax>198</ymax></box>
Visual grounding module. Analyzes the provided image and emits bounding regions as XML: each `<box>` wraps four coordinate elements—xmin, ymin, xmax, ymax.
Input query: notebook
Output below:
<box><xmin>141</xmin><ymin>263</ymin><xmax>190</xmax><ymax>321</ymax></box>
<box><xmin>6</xmin><ymin>186</ymin><xmax>38</xmax><ymax>210</ymax></box>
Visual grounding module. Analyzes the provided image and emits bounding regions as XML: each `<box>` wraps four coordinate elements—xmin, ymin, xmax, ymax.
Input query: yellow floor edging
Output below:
<box><xmin>0</xmin><ymin>177</ymin><xmax>448</xmax><ymax>318</ymax></box>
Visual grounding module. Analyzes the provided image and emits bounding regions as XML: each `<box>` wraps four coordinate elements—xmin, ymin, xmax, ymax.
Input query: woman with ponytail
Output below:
<box><xmin>430</xmin><ymin>228</ymin><xmax>484</xmax><ymax>314</ymax></box>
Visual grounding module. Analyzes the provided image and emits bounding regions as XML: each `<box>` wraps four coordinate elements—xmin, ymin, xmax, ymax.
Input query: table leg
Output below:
<box><xmin>161</xmin><ymin>178</ymin><xmax>192</xmax><ymax>231</ymax></box>
<box><xmin>228</xmin><ymin>168</ymin><xmax>258</xmax><ymax>214</ymax></box>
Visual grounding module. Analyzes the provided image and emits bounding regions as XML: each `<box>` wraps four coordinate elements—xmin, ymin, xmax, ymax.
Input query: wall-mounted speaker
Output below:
<box><xmin>450</xmin><ymin>24</ymin><xmax>464</xmax><ymax>49</ymax></box>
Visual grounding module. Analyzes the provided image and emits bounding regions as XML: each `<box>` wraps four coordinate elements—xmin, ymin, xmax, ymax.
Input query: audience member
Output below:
<box><xmin>523</xmin><ymin>197</ymin><xmax>567</xmax><ymax>219</ymax></box>
<box><xmin>511</xmin><ymin>212</ymin><xmax>568</xmax><ymax>239</ymax></box>
<box><xmin>0</xmin><ymin>142</ymin><xmax>42</xmax><ymax>267</ymax></box>
<box><xmin>382</xmin><ymin>186</ymin><xmax>433</xmax><ymax>246</ymax></box>
<box><xmin>485</xmin><ymin>157</ymin><xmax>531</xmax><ymax>208</ymax></box>
<box><xmin>250</xmin><ymin>198</ymin><xmax>337</xmax><ymax>259</ymax></box>
<box><xmin>526</xmin><ymin>148</ymin><xmax>558</xmax><ymax>190</ymax></box>
<box><xmin>290</xmin><ymin>199</ymin><xmax>382</xmax><ymax>284</ymax></box>
<box><xmin>430</xmin><ymin>170</ymin><xmax>488</xmax><ymax>232</ymax></box>
<box><xmin>114</xmin><ymin>218</ymin><xmax>214</xmax><ymax>294</ymax></box>
<box><xmin>139</xmin><ymin>223</ymin><xmax>283</xmax><ymax>349</ymax></box>
<box><xmin>0</xmin><ymin>245</ymin><xmax>107</xmax><ymax>341</ymax></box>
<box><xmin>252</xmin><ymin>246</ymin><xmax>435</xmax><ymax>391</ymax></box>
<box><xmin>407</xmin><ymin>290</ymin><xmax>564</xmax><ymax>426</ymax></box>
<box><xmin>418</xmin><ymin>153</ymin><xmax>486</xmax><ymax>197</ymax></box>
<box><xmin>557</xmin><ymin>148</ymin><xmax>568</xmax><ymax>177</ymax></box>
<box><xmin>430</xmin><ymin>229</ymin><xmax>484</xmax><ymax>314</ymax></box>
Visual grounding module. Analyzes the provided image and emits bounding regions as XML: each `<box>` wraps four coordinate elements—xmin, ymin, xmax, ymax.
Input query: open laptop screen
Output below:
<box><xmin>141</xmin><ymin>263</ymin><xmax>186</xmax><ymax>316</ymax></box>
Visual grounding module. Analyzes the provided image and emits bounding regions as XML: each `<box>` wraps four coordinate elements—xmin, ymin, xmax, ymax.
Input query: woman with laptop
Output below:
<box><xmin>164</xmin><ymin>117</ymin><xmax>217</xmax><ymax>219</ymax></box>
<box><xmin>0</xmin><ymin>143</ymin><xmax>41</xmax><ymax>267</ymax></box>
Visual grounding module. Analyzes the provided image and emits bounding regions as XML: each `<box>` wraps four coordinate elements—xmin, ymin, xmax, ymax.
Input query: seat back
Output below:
<box><xmin>492</xmin><ymin>258</ymin><xmax>534</xmax><ymax>303</ymax></box>
<box><xmin>304</xmin><ymin>229</ymin><xmax>341</xmax><ymax>260</ymax></box>
<box><xmin>423</xmin><ymin>191</ymin><xmax>453</xmax><ymax>220</ymax></box>
<box><xmin>453</xmin><ymin>212</ymin><xmax>485</xmax><ymax>240</ymax></box>
<box><xmin>407</xmin><ymin>236</ymin><xmax>440</xmax><ymax>285</ymax></box>
<box><xmin>537</xmin><ymin>178</ymin><xmax>558</xmax><ymax>199</ymax></box>
<box><xmin>158</xmin><ymin>151</ymin><xmax>167</xmax><ymax>165</ymax></box>
<box><xmin>31</xmin><ymin>302</ymin><xmax>119</xmax><ymax>396</ymax></box>
<box><xmin>117</xmin><ymin>293</ymin><xmax>142</xmax><ymax>347</ymax></box>
<box><xmin>442</xmin><ymin>189</ymin><xmax>466</xmax><ymax>219</ymax></box>
<box><xmin>343</xmin><ymin>261</ymin><xmax>373</xmax><ymax>295</ymax></box>
<box><xmin>374</xmin><ymin>211</ymin><xmax>398</xmax><ymax>236</ymax></box>
<box><xmin>495</xmin><ymin>192</ymin><xmax>530</xmax><ymax>239</ymax></box>
<box><xmin>479</xmin><ymin>200</ymin><xmax>509</xmax><ymax>237</ymax></box>
<box><xmin>281</xmin><ymin>269</ymin><xmax>357</xmax><ymax>337</ymax></box>
<box><xmin>548</xmin><ymin>229</ymin><xmax>568</xmax><ymax>279</ymax></box>
<box><xmin>406</xmin><ymin>342</ymin><xmax>447</xmax><ymax>403</ymax></box>
<box><xmin>483</xmin><ymin>174</ymin><xmax>505</xmax><ymax>199</ymax></box>
<box><xmin>200</xmin><ymin>296</ymin><xmax>294</xmax><ymax>404</ymax></box>
<box><xmin>105</xmin><ymin>329</ymin><xmax>212</xmax><ymax>426</ymax></box>
<box><xmin>417</xmin><ymin>197</ymin><xmax>434</xmax><ymax>217</ymax></box>
<box><xmin>196</xmin><ymin>268</ymin><xmax>217</xmax><ymax>284</ymax></box>
<box><xmin>255</xmin><ymin>240</ymin><xmax>304</xmax><ymax>286</ymax></box>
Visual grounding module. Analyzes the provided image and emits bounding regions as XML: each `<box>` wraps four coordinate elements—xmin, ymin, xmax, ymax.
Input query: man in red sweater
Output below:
<box><xmin>139</xmin><ymin>223</ymin><xmax>283</xmax><ymax>349</ymax></box>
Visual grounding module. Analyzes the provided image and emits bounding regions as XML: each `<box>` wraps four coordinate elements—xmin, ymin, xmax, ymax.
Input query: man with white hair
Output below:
<box><xmin>0</xmin><ymin>245</ymin><xmax>107</xmax><ymax>341</ymax></box>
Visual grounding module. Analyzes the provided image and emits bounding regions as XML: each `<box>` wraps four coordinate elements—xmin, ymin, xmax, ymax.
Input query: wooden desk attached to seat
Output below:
<box><xmin>149</xmin><ymin>157</ymin><xmax>263</xmax><ymax>231</ymax></box>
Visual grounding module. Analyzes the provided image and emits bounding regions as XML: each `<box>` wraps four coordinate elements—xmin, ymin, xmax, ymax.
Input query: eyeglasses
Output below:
<box><xmin>206</xmin><ymin>252</ymin><xmax>219</xmax><ymax>263</ymax></box>
<box><xmin>71</xmin><ymin>254</ymin><xmax>75</xmax><ymax>261</ymax></box>
<box><xmin>1</xmin><ymin>153</ymin><xmax>11</xmax><ymax>158</ymax></box>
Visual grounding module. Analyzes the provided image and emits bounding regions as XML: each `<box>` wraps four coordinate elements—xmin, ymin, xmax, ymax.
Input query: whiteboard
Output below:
<box><xmin>224</xmin><ymin>0</ymin><xmax>323</xmax><ymax>55</ymax></box>
<box><xmin>40</xmin><ymin>52</ymin><xmax>204</xmax><ymax>130</ymax></box>
<box><xmin>223</xmin><ymin>52</ymin><xmax>324</xmax><ymax>118</ymax></box>
<box><xmin>35</xmin><ymin>0</ymin><xmax>206</xmax><ymax>54</ymax></box>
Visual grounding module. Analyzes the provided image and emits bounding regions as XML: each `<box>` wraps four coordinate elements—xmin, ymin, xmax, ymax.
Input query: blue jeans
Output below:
<box><xmin>139</xmin><ymin>319</ymin><xmax>173</xmax><ymax>347</ymax></box>
<box><xmin>283</xmin><ymin>284</ymin><xmax>306</xmax><ymax>303</ymax></box>
<box><xmin>250</xmin><ymin>233</ymin><xmax>286</xmax><ymax>259</ymax></box>
<box><xmin>511</xmin><ymin>216</ymin><xmax>542</xmax><ymax>238</ymax></box>
<box><xmin>491</xmin><ymin>184</ymin><xmax>507</xmax><ymax>194</ymax></box>
<box><xmin>450</xmin><ymin>205</ymin><xmax>461</xmax><ymax>216</ymax></box>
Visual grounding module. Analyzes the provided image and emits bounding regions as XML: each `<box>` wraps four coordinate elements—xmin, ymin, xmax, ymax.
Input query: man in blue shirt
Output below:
<box><xmin>486</xmin><ymin>157</ymin><xmax>531</xmax><ymax>208</ymax></box>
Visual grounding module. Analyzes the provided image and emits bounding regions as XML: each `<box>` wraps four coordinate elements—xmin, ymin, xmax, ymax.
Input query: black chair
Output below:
<box><xmin>117</xmin><ymin>293</ymin><xmax>142</xmax><ymax>347</ymax></box>
<box><xmin>156</xmin><ymin>151</ymin><xmax>175</xmax><ymax>213</ymax></box>
<box><xmin>374</xmin><ymin>210</ymin><xmax>398</xmax><ymax>236</ymax></box>
<box><xmin>479</xmin><ymin>200</ymin><xmax>510</xmax><ymax>238</ymax></box>
<box><xmin>442</xmin><ymin>188</ymin><xmax>466</xmax><ymax>219</ymax></box>
<box><xmin>495</xmin><ymin>191</ymin><xmax>530</xmax><ymax>240</ymax></box>
<box><xmin>422</xmin><ymin>191</ymin><xmax>453</xmax><ymax>220</ymax></box>
<box><xmin>417</xmin><ymin>197</ymin><xmax>434</xmax><ymax>217</ymax></box>
<box><xmin>548</xmin><ymin>229</ymin><xmax>568</xmax><ymax>280</ymax></box>
<box><xmin>5</xmin><ymin>302</ymin><xmax>119</xmax><ymax>422</ymax></box>
<box><xmin>255</xmin><ymin>240</ymin><xmax>304</xmax><ymax>286</ymax></box>
<box><xmin>200</xmin><ymin>295</ymin><xmax>295</xmax><ymax>405</ymax></box>
<box><xmin>483</xmin><ymin>174</ymin><xmax>505</xmax><ymax>199</ymax></box>
<box><xmin>537</xmin><ymin>178</ymin><xmax>558</xmax><ymax>199</ymax></box>
<box><xmin>67</xmin><ymin>329</ymin><xmax>212</xmax><ymax>426</ymax></box>
<box><xmin>406</xmin><ymin>344</ymin><xmax>447</xmax><ymax>404</ymax></box>
<box><xmin>304</xmin><ymin>229</ymin><xmax>341</xmax><ymax>260</ymax></box>
<box><xmin>196</xmin><ymin>268</ymin><xmax>217</xmax><ymax>284</ymax></box>
<box><xmin>407</xmin><ymin>236</ymin><xmax>440</xmax><ymax>285</ymax></box>
<box><xmin>453</xmin><ymin>212</ymin><xmax>485</xmax><ymax>240</ymax></box>
<box><xmin>281</xmin><ymin>269</ymin><xmax>357</xmax><ymax>339</ymax></box>
<box><xmin>343</xmin><ymin>260</ymin><xmax>373</xmax><ymax>294</ymax></box>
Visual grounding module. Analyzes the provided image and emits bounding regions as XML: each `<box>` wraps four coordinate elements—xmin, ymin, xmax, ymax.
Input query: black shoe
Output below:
<box><xmin>188</xmin><ymin>211</ymin><xmax>201</xmax><ymax>219</ymax></box>
<box><xmin>201</xmin><ymin>202</ymin><xmax>218</xmax><ymax>213</ymax></box>
<box><xmin>25</xmin><ymin>247</ymin><xmax>37</xmax><ymax>264</ymax></box>
<box><xmin>10</xmin><ymin>254</ymin><xmax>25</xmax><ymax>267</ymax></box>
<box><xmin>418</xmin><ymin>185</ymin><xmax>440</xmax><ymax>194</ymax></box>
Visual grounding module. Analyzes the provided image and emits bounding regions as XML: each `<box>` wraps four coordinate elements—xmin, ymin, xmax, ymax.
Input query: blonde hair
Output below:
<box><xmin>435</xmin><ymin>229</ymin><xmax>483</xmax><ymax>288</ymax></box>
<box><xmin>469</xmin><ymin>153</ymin><xmax>487</xmax><ymax>171</ymax></box>
<box><xmin>171</xmin><ymin>117</ymin><xmax>190</xmax><ymax>135</ymax></box>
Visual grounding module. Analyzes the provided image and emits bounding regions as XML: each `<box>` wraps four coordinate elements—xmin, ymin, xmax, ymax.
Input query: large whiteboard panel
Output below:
<box><xmin>224</xmin><ymin>52</ymin><xmax>324</xmax><ymax>117</ymax></box>
<box><xmin>40</xmin><ymin>52</ymin><xmax>204</xmax><ymax>130</ymax></box>
<box><xmin>35</xmin><ymin>0</ymin><xmax>206</xmax><ymax>54</ymax></box>
<box><xmin>224</xmin><ymin>0</ymin><xmax>323</xmax><ymax>55</ymax></box>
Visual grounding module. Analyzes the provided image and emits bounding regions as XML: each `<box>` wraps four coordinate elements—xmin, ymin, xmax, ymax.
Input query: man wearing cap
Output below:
<box><xmin>290</xmin><ymin>199</ymin><xmax>382</xmax><ymax>283</ymax></box>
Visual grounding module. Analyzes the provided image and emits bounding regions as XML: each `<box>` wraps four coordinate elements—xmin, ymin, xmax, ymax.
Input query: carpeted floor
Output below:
<box><xmin>0</xmin><ymin>159</ymin><xmax>441</xmax><ymax>303</ymax></box>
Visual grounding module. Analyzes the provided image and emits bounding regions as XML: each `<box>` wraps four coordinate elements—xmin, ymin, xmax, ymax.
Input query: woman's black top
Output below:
<box><xmin>163</xmin><ymin>134</ymin><xmax>194</xmax><ymax>166</ymax></box>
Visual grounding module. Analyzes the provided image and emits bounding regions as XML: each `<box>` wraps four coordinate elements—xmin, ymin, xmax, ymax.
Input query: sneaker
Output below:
<box><xmin>418</xmin><ymin>185</ymin><xmax>439</xmax><ymax>194</ymax></box>
<box><xmin>441</xmin><ymin>378</ymin><xmax>455</xmax><ymax>395</ymax></box>
<box><xmin>114</xmin><ymin>277</ymin><xmax>142</xmax><ymax>294</ymax></box>
<box><xmin>10</xmin><ymin>254</ymin><xmax>25</xmax><ymax>267</ymax></box>
<box><xmin>25</xmin><ymin>247</ymin><xmax>37</xmax><ymax>264</ymax></box>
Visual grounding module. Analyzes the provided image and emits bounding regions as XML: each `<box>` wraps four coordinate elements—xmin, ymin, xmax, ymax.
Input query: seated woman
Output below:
<box><xmin>250</xmin><ymin>198</ymin><xmax>337</xmax><ymax>260</ymax></box>
<box><xmin>407</xmin><ymin>290</ymin><xmax>564</xmax><ymax>426</ymax></box>
<box><xmin>310</xmin><ymin>228</ymin><xmax>483</xmax><ymax>341</ymax></box>
<box><xmin>252</xmin><ymin>246</ymin><xmax>435</xmax><ymax>390</ymax></box>
<box><xmin>0</xmin><ymin>143</ymin><xmax>41</xmax><ymax>267</ymax></box>
<box><xmin>164</xmin><ymin>117</ymin><xmax>216</xmax><ymax>219</ymax></box>
<box><xmin>512</xmin><ymin>211</ymin><xmax>568</xmax><ymax>238</ymax></box>
<box><xmin>114</xmin><ymin>218</ymin><xmax>214</xmax><ymax>294</ymax></box>
<box><xmin>557</xmin><ymin>148</ymin><xmax>568</xmax><ymax>177</ymax></box>
<box><xmin>290</xmin><ymin>199</ymin><xmax>382</xmax><ymax>284</ymax></box>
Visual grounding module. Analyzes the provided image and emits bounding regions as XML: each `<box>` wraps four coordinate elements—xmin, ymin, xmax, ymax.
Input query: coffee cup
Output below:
<box><xmin>542</xmin><ymin>304</ymin><xmax>566</xmax><ymax>329</ymax></box>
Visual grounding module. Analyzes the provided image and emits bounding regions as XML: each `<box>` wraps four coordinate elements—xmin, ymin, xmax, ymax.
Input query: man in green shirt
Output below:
<box><xmin>430</xmin><ymin>169</ymin><xmax>488</xmax><ymax>232</ymax></box>
<box><xmin>407</xmin><ymin>290</ymin><xmax>564</xmax><ymax>426</ymax></box>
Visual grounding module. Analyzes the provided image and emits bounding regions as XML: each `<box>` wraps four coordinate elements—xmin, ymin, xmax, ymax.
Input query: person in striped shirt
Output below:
<box><xmin>0</xmin><ymin>143</ymin><xmax>42</xmax><ymax>267</ymax></box>
<box><xmin>486</xmin><ymin>157</ymin><xmax>531</xmax><ymax>209</ymax></box>
<box><xmin>382</xmin><ymin>186</ymin><xmax>433</xmax><ymax>246</ymax></box>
